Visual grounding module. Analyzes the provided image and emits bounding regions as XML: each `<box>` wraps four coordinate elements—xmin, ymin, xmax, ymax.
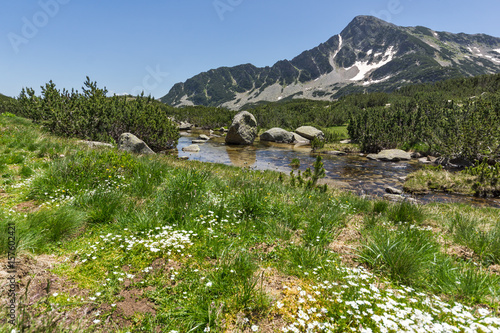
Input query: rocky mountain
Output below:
<box><xmin>161</xmin><ymin>16</ymin><xmax>500</xmax><ymax>109</ymax></box>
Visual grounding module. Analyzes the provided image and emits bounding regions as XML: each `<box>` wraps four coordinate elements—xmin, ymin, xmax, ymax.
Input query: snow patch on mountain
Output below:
<box><xmin>363</xmin><ymin>75</ymin><xmax>393</xmax><ymax>86</ymax></box>
<box><xmin>332</xmin><ymin>35</ymin><xmax>343</xmax><ymax>60</ymax></box>
<box><xmin>348</xmin><ymin>46</ymin><xmax>396</xmax><ymax>81</ymax></box>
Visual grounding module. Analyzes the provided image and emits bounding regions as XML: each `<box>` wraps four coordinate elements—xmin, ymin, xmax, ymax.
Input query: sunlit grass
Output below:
<box><xmin>1</xmin><ymin>113</ymin><xmax>500</xmax><ymax>332</ymax></box>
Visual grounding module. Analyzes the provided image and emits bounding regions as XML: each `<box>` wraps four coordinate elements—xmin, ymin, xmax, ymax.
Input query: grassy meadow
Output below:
<box><xmin>1</xmin><ymin>112</ymin><xmax>500</xmax><ymax>332</ymax></box>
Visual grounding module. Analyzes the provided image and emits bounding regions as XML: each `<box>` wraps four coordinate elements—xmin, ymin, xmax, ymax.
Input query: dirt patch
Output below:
<box><xmin>444</xmin><ymin>244</ymin><xmax>477</xmax><ymax>261</ymax></box>
<box><xmin>222</xmin><ymin>267</ymin><xmax>294</xmax><ymax>332</ymax></box>
<box><xmin>115</xmin><ymin>289</ymin><xmax>156</xmax><ymax>317</ymax></box>
<box><xmin>250</xmin><ymin>243</ymin><xmax>277</xmax><ymax>254</ymax></box>
<box><xmin>13</xmin><ymin>200</ymin><xmax>40</xmax><ymax>213</ymax></box>
<box><xmin>0</xmin><ymin>254</ymin><xmax>95</xmax><ymax>330</ymax></box>
<box><xmin>151</xmin><ymin>257</ymin><xmax>182</xmax><ymax>272</ymax></box>
<box><xmin>0</xmin><ymin>254</ymin><xmax>60</xmax><ymax>295</ymax></box>
<box><xmin>228</xmin><ymin>313</ymin><xmax>288</xmax><ymax>332</ymax></box>
<box><xmin>0</xmin><ymin>254</ymin><xmax>163</xmax><ymax>331</ymax></box>
<box><xmin>258</xmin><ymin>267</ymin><xmax>298</xmax><ymax>301</ymax></box>
<box><xmin>328</xmin><ymin>216</ymin><xmax>363</xmax><ymax>266</ymax></box>
<box><xmin>488</xmin><ymin>264</ymin><xmax>500</xmax><ymax>275</ymax></box>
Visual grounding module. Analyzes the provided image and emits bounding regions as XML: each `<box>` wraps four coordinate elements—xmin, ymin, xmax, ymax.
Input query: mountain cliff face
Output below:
<box><xmin>161</xmin><ymin>16</ymin><xmax>500</xmax><ymax>109</ymax></box>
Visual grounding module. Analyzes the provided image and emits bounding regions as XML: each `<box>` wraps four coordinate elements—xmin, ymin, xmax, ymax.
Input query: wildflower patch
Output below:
<box><xmin>274</xmin><ymin>263</ymin><xmax>500</xmax><ymax>332</ymax></box>
<box><xmin>70</xmin><ymin>226</ymin><xmax>196</xmax><ymax>289</ymax></box>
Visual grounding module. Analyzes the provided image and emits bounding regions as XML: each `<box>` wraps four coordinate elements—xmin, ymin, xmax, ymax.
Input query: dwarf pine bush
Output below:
<box><xmin>17</xmin><ymin>77</ymin><xmax>179</xmax><ymax>151</ymax></box>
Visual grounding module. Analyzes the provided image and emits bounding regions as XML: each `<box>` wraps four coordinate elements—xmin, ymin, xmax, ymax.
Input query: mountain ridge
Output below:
<box><xmin>161</xmin><ymin>15</ymin><xmax>500</xmax><ymax>109</ymax></box>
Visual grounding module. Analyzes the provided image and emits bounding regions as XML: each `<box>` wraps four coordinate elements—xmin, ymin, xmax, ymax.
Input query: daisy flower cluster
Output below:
<box><xmin>38</xmin><ymin>187</ymin><xmax>75</xmax><ymax>208</ymax></box>
<box><xmin>39</xmin><ymin>174</ymin><xmax>128</xmax><ymax>208</ymax></box>
<box><xmin>193</xmin><ymin>209</ymin><xmax>243</xmax><ymax>233</ymax></box>
<box><xmin>74</xmin><ymin>226</ymin><xmax>195</xmax><ymax>266</ymax></box>
<box><xmin>86</xmin><ymin>174</ymin><xmax>129</xmax><ymax>194</ymax></box>
<box><xmin>204</xmin><ymin>190</ymin><xmax>226</xmax><ymax>206</ymax></box>
<box><xmin>330</xmin><ymin>198</ymin><xmax>357</xmax><ymax>214</ymax></box>
<box><xmin>4</xmin><ymin>207</ymin><xmax>23</xmax><ymax>218</ymax></box>
<box><xmin>276</xmin><ymin>283</ymin><xmax>335</xmax><ymax>332</ymax></box>
<box><xmin>9</xmin><ymin>175</ymin><xmax>35</xmax><ymax>189</ymax></box>
<box><xmin>275</xmin><ymin>263</ymin><xmax>500</xmax><ymax>333</ymax></box>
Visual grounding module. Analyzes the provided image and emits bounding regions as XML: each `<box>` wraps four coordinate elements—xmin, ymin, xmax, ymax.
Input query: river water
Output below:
<box><xmin>177</xmin><ymin>133</ymin><xmax>500</xmax><ymax>208</ymax></box>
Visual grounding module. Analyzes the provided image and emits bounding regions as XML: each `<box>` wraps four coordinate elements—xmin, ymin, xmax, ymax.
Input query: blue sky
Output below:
<box><xmin>1</xmin><ymin>0</ymin><xmax>500</xmax><ymax>98</ymax></box>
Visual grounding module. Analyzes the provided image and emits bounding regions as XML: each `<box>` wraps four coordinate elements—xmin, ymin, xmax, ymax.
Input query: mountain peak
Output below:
<box><xmin>348</xmin><ymin>15</ymin><xmax>389</xmax><ymax>26</ymax></box>
<box><xmin>161</xmin><ymin>17</ymin><xmax>500</xmax><ymax>109</ymax></box>
<box><xmin>341</xmin><ymin>15</ymin><xmax>397</xmax><ymax>39</ymax></box>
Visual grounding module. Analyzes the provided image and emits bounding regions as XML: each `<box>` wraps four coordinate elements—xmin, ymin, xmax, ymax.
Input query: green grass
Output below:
<box><xmin>448</xmin><ymin>213</ymin><xmax>500</xmax><ymax>265</ymax></box>
<box><xmin>323</xmin><ymin>125</ymin><xmax>349</xmax><ymax>143</ymax></box>
<box><xmin>1</xmin><ymin>113</ymin><xmax>500</xmax><ymax>332</ymax></box>
<box><xmin>403</xmin><ymin>167</ymin><xmax>499</xmax><ymax>197</ymax></box>
<box><xmin>358</xmin><ymin>225</ymin><xmax>438</xmax><ymax>285</ymax></box>
<box><xmin>387</xmin><ymin>200</ymin><xmax>425</xmax><ymax>224</ymax></box>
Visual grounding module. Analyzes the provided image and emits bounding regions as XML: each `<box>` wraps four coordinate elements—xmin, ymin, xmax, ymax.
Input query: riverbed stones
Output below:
<box><xmin>198</xmin><ymin>134</ymin><xmax>210</xmax><ymax>141</ymax></box>
<box><xmin>366</xmin><ymin>149</ymin><xmax>411</xmax><ymax>162</ymax></box>
<box><xmin>435</xmin><ymin>156</ymin><xmax>473</xmax><ymax>168</ymax></box>
<box><xmin>260</xmin><ymin>128</ymin><xmax>294</xmax><ymax>143</ymax></box>
<box><xmin>182</xmin><ymin>144</ymin><xmax>200</xmax><ymax>152</ymax></box>
<box><xmin>292</xmin><ymin>133</ymin><xmax>310</xmax><ymax>144</ymax></box>
<box><xmin>294</xmin><ymin>126</ymin><xmax>325</xmax><ymax>141</ymax></box>
<box><xmin>178</xmin><ymin>121</ymin><xmax>194</xmax><ymax>130</ymax></box>
<box><xmin>191</xmin><ymin>140</ymin><xmax>206</xmax><ymax>144</ymax></box>
<box><xmin>411</xmin><ymin>152</ymin><xmax>422</xmax><ymax>158</ymax></box>
<box><xmin>418</xmin><ymin>157</ymin><xmax>432</xmax><ymax>164</ymax></box>
<box><xmin>324</xmin><ymin>150</ymin><xmax>346</xmax><ymax>156</ymax></box>
<box><xmin>225</xmin><ymin>111</ymin><xmax>258</xmax><ymax>145</ymax></box>
<box><xmin>117</xmin><ymin>133</ymin><xmax>155</xmax><ymax>155</ymax></box>
<box><xmin>383</xmin><ymin>194</ymin><xmax>418</xmax><ymax>204</ymax></box>
<box><xmin>385</xmin><ymin>186</ymin><xmax>403</xmax><ymax>195</ymax></box>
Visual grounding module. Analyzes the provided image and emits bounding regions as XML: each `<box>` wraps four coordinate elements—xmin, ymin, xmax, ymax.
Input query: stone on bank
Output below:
<box><xmin>260</xmin><ymin>127</ymin><xmax>295</xmax><ymax>143</ymax></box>
<box><xmin>225</xmin><ymin>111</ymin><xmax>258</xmax><ymax>145</ymax></box>
<box><xmin>117</xmin><ymin>133</ymin><xmax>155</xmax><ymax>155</ymax></box>
<box><xmin>294</xmin><ymin>126</ymin><xmax>325</xmax><ymax>141</ymax></box>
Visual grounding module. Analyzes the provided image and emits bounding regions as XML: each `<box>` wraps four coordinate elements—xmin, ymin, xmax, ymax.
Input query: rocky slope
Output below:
<box><xmin>161</xmin><ymin>15</ymin><xmax>500</xmax><ymax>109</ymax></box>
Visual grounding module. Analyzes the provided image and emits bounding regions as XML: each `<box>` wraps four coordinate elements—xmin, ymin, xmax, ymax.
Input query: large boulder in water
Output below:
<box><xmin>260</xmin><ymin>128</ymin><xmax>294</xmax><ymax>143</ymax></box>
<box><xmin>295</xmin><ymin>126</ymin><xmax>324</xmax><ymax>141</ymax></box>
<box><xmin>182</xmin><ymin>144</ymin><xmax>200</xmax><ymax>152</ymax></box>
<box><xmin>118</xmin><ymin>133</ymin><xmax>155</xmax><ymax>155</ymax></box>
<box><xmin>292</xmin><ymin>132</ymin><xmax>310</xmax><ymax>144</ymax></box>
<box><xmin>225</xmin><ymin>111</ymin><xmax>257</xmax><ymax>145</ymax></box>
<box><xmin>366</xmin><ymin>149</ymin><xmax>411</xmax><ymax>162</ymax></box>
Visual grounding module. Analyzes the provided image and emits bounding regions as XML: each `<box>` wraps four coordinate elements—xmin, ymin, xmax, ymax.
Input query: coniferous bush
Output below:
<box><xmin>17</xmin><ymin>77</ymin><xmax>179</xmax><ymax>151</ymax></box>
<box><xmin>347</xmin><ymin>92</ymin><xmax>500</xmax><ymax>161</ymax></box>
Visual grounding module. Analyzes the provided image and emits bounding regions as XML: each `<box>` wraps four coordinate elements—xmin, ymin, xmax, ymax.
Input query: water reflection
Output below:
<box><xmin>176</xmin><ymin>133</ymin><xmax>499</xmax><ymax>208</ymax></box>
<box><xmin>226</xmin><ymin>145</ymin><xmax>257</xmax><ymax>168</ymax></box>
